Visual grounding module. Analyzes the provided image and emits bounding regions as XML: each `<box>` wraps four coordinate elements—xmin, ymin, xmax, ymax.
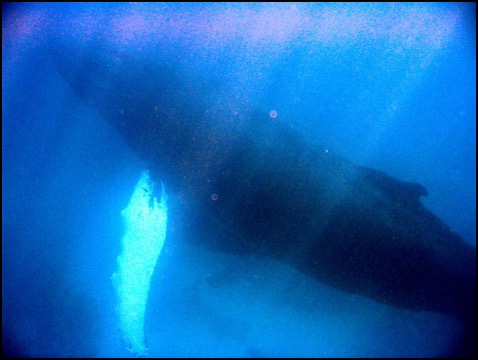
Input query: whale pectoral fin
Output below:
<box><xmin>113</xmin><ymin>171</ymin><xmax>168</xmax><ymax>356</ymax></box>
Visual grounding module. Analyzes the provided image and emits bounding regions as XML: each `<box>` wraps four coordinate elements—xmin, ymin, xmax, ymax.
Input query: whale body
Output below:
<box><xmin>53</xmin><ymin>41</ymin><xmax>476</xmax><ymax>356</ymax></box>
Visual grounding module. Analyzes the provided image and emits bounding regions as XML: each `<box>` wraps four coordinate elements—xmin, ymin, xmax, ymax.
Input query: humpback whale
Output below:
<box><xmin>53</xmin><ymin>42</ymin><xmax>476</xmax><ymax>356</ymax></box>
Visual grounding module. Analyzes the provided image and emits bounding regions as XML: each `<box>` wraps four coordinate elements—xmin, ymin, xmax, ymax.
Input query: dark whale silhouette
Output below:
<box><xmin>53</xmin><ymin>42</ymin><xmax>476</xmax><ymax>356</ymax></box>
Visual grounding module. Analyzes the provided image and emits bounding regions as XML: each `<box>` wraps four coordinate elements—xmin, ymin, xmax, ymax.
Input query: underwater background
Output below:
<box><xmin>2</xmin><ymin>3</ymin><xmax>476</xmax><ymax>357</ymax></box>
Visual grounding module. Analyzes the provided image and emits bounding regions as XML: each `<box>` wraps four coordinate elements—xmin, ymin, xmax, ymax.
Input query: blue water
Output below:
<box><xmin>2</xmin><ymin>3</ymin><xmax>475</xmax><ymax>357</ymax></box>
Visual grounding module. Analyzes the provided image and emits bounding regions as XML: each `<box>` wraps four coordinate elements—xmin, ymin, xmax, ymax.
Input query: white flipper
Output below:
<box><xmin>112</xmin><ymin>171</ymin><xmax>168</xmax><ymax>356</ymax></box>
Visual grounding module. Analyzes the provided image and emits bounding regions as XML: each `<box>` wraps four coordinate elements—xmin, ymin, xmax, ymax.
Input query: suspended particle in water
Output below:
<box><xmin>211</xmin><ymin>193</ymin><xmax>219</xmax><ymax>201</ymax></box>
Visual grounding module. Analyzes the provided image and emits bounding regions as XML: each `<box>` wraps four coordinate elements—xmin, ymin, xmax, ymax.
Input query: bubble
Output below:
<box><xmin>211</xmin><ymin>193</ymin><xmax>218</xmax><ymax>201</ymax></box>
<box><xmin>269</xmin><ymin>110</ymin><xmax>278</xmax><ymax>119</ymax></box>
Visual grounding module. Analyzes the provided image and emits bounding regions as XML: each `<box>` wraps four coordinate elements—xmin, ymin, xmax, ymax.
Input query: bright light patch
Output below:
<box><xmin>111</xmin><ymin>170</ymin><xmax>168</xmax><ymax>356</ymax></box>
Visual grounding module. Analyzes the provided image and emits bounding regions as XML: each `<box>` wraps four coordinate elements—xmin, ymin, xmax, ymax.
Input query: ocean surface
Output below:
<box><xmin>2</xmin><ymin>3</ymin><xmax>476</xmax><ymax>357</ymax></box>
